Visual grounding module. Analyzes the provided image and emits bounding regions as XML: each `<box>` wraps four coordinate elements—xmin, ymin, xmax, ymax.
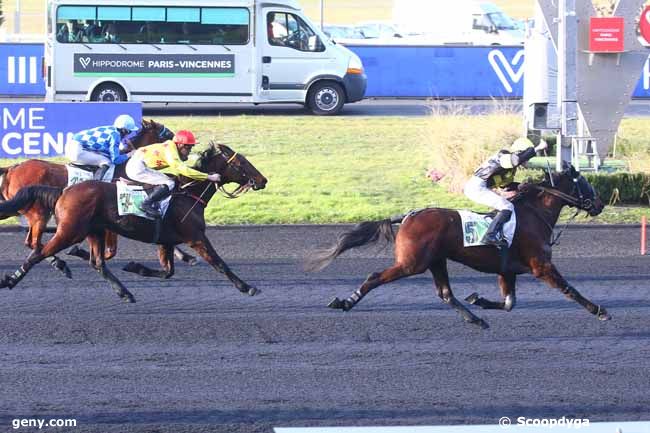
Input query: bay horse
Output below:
<box><xmin>0</xmin><ymin>120</ymin><xmax>195</xmax><ymax>275</ymax></box>
<box><xmin>307</xmin><ymin>164</ymin><xmax>609</xmax><ymax>329</ymax></box>
<box><xmin>0</xmin><ymin>144</ymin><xmax>267</xmax><ymax>303</ymax></box>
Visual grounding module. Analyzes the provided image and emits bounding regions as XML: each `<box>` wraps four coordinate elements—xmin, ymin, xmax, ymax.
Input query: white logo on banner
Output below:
<box><xmin>7</xmin><ymin>56</ymin><xmax>38</xmax><ymax>85</ymax></box>
<box><xmin>79</xmin><ymin>57</ymin><xmax>92</xmax><ymax>69</ymax></box>
<box><xmin>643</xmin><ymin>56</ymin><xmax>650</xmax><ymax>90</ymax></box>
<box><xmin>488</xmin><ymin>49</ymin><xmax>525</xmax><ymax>93</ymax></box>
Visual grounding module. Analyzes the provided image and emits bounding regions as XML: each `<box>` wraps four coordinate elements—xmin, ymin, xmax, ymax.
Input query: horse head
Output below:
<box><xmin>195</xmin><ymin>143</ymin><xmax>267</xmax><ymax>197</ymax></box>
<box><xmin>130</xmin><ymin>119</ymin><xmax>175</xmax><ymax>149</ymax></box>
<box><xmin>542</xmin><ymin>162</ymin><xmax>604</xmax><ymax>216</ymax></box>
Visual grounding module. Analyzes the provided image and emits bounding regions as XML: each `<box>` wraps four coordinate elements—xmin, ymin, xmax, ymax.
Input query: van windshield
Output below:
<box><xmin>487</xmin><ymin>12</ymin><xmax>517</xmax><ymax>30</ymax></box>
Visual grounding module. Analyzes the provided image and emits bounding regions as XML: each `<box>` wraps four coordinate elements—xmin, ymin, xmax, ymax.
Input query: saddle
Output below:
<box><xmin>66</xmin><ymin>164</ymin><xmax>115</xmax><ymax>186</ymax></box>
<box><xmin>116</xmin><ymin>180</ymin><xmax>173</xmax><ymax>220</ymax></box>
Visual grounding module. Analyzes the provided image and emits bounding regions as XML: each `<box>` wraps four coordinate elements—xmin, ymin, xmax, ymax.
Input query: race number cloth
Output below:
<box><xmin>457</xmin><ymin>210</ymin><xmax>516</xmax><ymax>248</ymax></box>
<box><xmin>116</xmin><ymin>181</ymin><xmax>171</xmax><ymax>220</ymax></box>
<box><xmin>66</xmin><ymin>165</ymin><xmax>115</xmax><ymax>186</ymax></box>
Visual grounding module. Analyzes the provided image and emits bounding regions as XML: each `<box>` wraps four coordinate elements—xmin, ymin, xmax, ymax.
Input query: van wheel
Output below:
<box><xmin>307</xmin><ymin>82</ymin><xmax>345</xmax><ymax>115</ymax></box>
<box><xmin>91</xmin><ymin>83</ymin><xmax>126</xmax><ymax>102</ymax></box>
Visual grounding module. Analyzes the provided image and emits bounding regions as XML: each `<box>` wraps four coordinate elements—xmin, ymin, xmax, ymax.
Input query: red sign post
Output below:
<box><xmin>640</xmin><ymin>6</ymin><xmax>650</xmax><ymax>45</ymax></box>
<box><xmin>589</xmin><ymin>16</ymin><xmax>625</xmax><ymax>52</ymax></box>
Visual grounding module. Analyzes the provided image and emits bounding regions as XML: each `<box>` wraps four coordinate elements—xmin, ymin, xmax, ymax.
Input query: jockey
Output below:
<box><xmin>464</xmin><ymin>137</ymin><xmax>548</xmax><ymax>247</ymax></box>
<box><xmin>125</xmin><ymin>130</ymin><xmax>221</xmax><ymax>218</ymax></box>
<box><xmin>65</xmin><ymin>114</ymin><xmax>139</xmax><ymax>180</ymax></box>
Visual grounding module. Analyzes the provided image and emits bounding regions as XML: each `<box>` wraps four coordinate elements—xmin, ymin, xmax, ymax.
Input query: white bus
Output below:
<box><xmin>45</xmin><ymin>0</ymin><xmax>366</xmax><ymax>114</ymax></box>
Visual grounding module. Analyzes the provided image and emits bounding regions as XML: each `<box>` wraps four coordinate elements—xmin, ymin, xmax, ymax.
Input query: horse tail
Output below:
<box><xmin>0</xmin><ymin>185</ymin><xmax>63</xmax><ymax>216</ymax></box>
<box><xmin>305</xmin><ymin>215</ymin><xmax>404</xmax><ymax>272</ymax></box>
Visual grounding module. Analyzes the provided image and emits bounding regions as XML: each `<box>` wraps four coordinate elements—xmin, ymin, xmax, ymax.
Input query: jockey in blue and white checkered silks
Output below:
<box><xmin>463</xmin><ymin>137</ymin><xmax>548</xmax><ymax>248</ymax></box>
<box><xmin>64</xmin><ymin>114</ymin><xmax>139</xmax><ymax>180</ymax></box>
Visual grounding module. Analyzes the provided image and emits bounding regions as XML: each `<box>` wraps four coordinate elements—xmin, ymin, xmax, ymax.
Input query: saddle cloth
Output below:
<box><xmin>66</xmin><ymin>165</ymin><xmax>115</xmax><ymax>186</ymax></box>
<box><xmin>116</xmin><ymin>180</ymin><xmax>171</xmax><ymax>220</ymax></box>
<box><xmin>457</xmin><ymin>210</ymin><xmax>516</xmax><ymax>248</ymax></box>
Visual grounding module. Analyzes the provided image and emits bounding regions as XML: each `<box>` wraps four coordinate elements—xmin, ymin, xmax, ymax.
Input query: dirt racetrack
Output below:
<box><xmin>0</xmin><ymin>225</ymin><xmax>648</xmax><ymax>433</ymax></box>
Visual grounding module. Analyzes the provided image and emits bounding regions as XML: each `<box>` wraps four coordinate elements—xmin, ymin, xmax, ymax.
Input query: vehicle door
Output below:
<box><xmin>259</xmin><ymin>9</ymin><xmax>331</xmax><ymax>102</ymax></box>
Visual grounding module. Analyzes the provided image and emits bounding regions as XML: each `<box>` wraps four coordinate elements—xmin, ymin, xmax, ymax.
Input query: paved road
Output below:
<box><xmin>0</xmin><ymin>225</ymin><xmax>648</xmax><ymax>433</ymax></box>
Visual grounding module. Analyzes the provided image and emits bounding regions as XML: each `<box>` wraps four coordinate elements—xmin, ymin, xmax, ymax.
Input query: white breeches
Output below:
<box><xmin>125</xmin><ymin>156</ymin><xmax>176</xmax><ymax>190</ymax></box>
<box><xmin>463</xmin><ymin>176</ymin><xmax>515</xmax><ymax>212</ymax></box>
<box><xmin>65</xmin><ymin>141</ymin><xmax>111</xmax><ymax>166</ymax></box>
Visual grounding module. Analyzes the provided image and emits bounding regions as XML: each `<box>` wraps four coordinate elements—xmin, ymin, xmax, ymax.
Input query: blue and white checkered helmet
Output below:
<box><xmin>113</xmin><ymin>114</ymin><xmax>139</xmax><ymax>132</ymax></box>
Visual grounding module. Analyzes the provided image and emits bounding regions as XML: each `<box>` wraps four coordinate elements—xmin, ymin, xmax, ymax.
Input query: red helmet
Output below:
<box><xmin>173</xmin><ymin>130</ymin><xmax>198</xmax><ymax>146</ymax></box>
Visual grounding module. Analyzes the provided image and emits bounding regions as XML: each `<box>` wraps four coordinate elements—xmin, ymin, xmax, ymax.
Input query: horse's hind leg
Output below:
<box><xmin>466</xmin><ymin>273</ymin><xmax>517</xmax><ymax>311</ymax></box>
<box><xmin>431</xmin><ymin>260</ymin><xmax>489</xmax><ymax>329</ymax></box>
<box><xmin>532</xmin><ymin>260</ymin><xmax>610</xmax><ymax>321</ymax></box>
<box><xmin>187</xmin><ymin>235</ymin><xmax>259</xmax><ymax>296</ymax></box>
<box><xmin>174</xmin><ymin>247</ymin><xmax>197</xmax><ymax>265</ymax></box>
<box><xmin>123</xmin><ymin>245</ymin><xmax>175</xmax><ymax>279</ymax></box>
<box><xmin>23</xmin><ymin>209</ymin><xmax>72</xmax><ymax>279</ymax></box>
<box><xmin>87</xmin><ymin>233</ymin><xmax>135</xmax><ymax>303</ymax></box>
<box><xmin>328</xmin><ymin>264</ymin><xmax>410</xmax><ymax>311</ymax></box>
<box><xmin>0</xmin><ymin>228</ymin><xmax>82</xmax><ymax>289</ymax></box>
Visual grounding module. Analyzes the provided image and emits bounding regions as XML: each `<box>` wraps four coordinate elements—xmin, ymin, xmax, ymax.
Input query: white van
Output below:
<box><xmin>45</xmin><ymin>0</ymin><xmax>366</xmax><ymax>115</ymax></box>
<box><xmin>393</xmin><ymin>0</ymin><xmax>524</xmax><ymax>45</ymax></box>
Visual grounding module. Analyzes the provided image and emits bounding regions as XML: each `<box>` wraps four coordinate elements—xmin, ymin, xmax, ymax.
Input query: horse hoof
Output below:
<box><xmin>465</xmin><ymin>293</ymin><xmax>480</xmax><ymax>304</ymax></box>
<box><xmin>597</xmin><ymin>308</ymin><xmax>611</xmax><ymax>321</ymax></box>
<box><xmin>247</xmin><ymin>287</ymin><xmax>260</xmax><ymax>296</ymax></box>
<box><xmin>186</xmin><ymin>257</ymin><xmax>198</xmax><ymax>266</ymax></box>
<box><xmin>328</xmin><ymin>297</ymin><xmax>343</xmax><ymax>309</ymax></box>
<box><xmin>122</xmin><ymin>294</ymin><xmax>136</xmax><ymax>303</ymax></box>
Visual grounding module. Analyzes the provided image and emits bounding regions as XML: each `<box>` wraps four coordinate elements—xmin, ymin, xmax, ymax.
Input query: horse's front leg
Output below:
<box><xmin>187</xmin><ymin>236</ymin><xmax>259</xmax><ymax>296</ymax></box>
<box><xmin>466</xmin><ymin>273</ymin><xmax>517</xmax><ymax>311</ymax></box>
<box><xmin>531</xmin><ymin>259</ymin><xmax>610</xmax><ymax>321</ymax></box>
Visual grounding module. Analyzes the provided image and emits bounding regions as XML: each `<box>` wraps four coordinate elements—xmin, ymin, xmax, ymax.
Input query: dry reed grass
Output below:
<box><xmin>423</xmin><ymin>101</ymin><xmax>523</xmax><ymax>193</ymax></box>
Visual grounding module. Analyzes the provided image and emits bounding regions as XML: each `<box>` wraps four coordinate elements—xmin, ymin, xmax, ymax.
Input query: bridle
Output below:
<box><xmin>215</xmin><ymin>149</ymin><xmax>255</xmax><ymax>199</ymax></box>
<box><xmin>523</xmin><ymin>172</ymin><xmax>595</xmax><ymax>246</ymax></box>
<box><xmin>179</xmin><ymin>148</ymin><xmax>254</xmax><ymax>199</ymax></box>
<box><xmin>534</xmin><ymin>174</ymin><xmax>594</xmax><ymax>213</ymax></box>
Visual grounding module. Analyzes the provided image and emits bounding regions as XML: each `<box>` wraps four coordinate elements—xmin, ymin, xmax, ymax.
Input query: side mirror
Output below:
<box><xmin>308</xmin><ymin>35</ymin><xmax>317</xmax><ymax>51</ymax></box>
<box><xmin>394</xmin><ymin>33</ymin><xmax>403</xmax><ymax>38</ymax></box>
<box><xmin>489</xmin><ymin>24</ymin><xmax>498</xmax><ymax>34</ymax></box>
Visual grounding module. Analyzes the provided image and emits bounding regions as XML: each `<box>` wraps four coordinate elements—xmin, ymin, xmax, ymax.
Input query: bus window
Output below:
<box><xmin>55</xmin><ymin>5</ymin><xmax>249</xmax><ymax>45</ymax></box>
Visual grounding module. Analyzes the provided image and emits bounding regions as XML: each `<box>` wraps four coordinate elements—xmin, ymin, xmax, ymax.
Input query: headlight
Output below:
<box><xmin>347</xmin><ymin>55</ymin><xmax>364</xmax><ymax>74</ymax></box>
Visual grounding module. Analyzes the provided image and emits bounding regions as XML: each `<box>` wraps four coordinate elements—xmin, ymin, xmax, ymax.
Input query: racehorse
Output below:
<box><xmin>0</xmin><ymin>144</ymin><xmax>267</xmax><ymax>303</ymax></box>
<box><xmin>307</xmin><ymin>164</ymin><xmax>609</xmax><ymax>329</ymax></box>
<box><xmin>0</xmin><ymin>120</ymin><xmax>195</xmax><ymax>275</ymax></box>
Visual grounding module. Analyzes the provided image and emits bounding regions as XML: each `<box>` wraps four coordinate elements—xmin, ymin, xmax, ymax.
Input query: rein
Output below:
<box><xmin>524</xmin><ymin>182</ymin><xmax>586</xmax><ymax>246</ymax></box>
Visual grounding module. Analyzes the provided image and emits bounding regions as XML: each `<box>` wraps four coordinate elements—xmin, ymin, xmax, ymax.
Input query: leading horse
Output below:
<box><xmin>307</xmin><ymin>164</ymin><xmax>608</xmax><ymax>329</ymax></box>
<box><xmin>0</xmin><ymin>144</ymin><xmax>267</xmax><ymax>302</ymax></box>
<box><xmin>0</xmin><ymin>120</ymin><xmax>195</xmax><ymax>274</ymax></box>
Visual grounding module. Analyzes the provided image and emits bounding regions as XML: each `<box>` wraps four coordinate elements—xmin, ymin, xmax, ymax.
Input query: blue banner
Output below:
<box><xmin>0</xmin><ymin>102</ymin><xmax>142</xmax><ymax>158</ymax></box>
<box><xmin>2</xmin><ymin>43</ymin><xmax>650</xmax><ymax>99</ymax></box>
<box><xmin>0</xmin><ymin>44</ymin><xmax>46</xmax><ymax>96</ymax></box>
<box><xmin>346</xmin><ymin>44</ymin><xmax>650</xmax><ymax>99</ymax></box>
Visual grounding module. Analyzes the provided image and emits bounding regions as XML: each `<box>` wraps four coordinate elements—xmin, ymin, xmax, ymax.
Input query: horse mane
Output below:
<box><xmin>195</xmin><ymin>142</ymin><xmax>225</xmax><ymax>172</ymax></box>
<box><xmin>511</xmin><ymin>169</ymin><xmax>569</xmax><ymax>204</ymax></box>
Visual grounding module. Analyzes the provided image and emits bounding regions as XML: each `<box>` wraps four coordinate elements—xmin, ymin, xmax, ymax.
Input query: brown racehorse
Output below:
<box><xmin>0</xmin><ymin>120</ymin><xmax>194</xmax><ymax>275</ymax></box>
<box><xmin>0</xmin><ymin>144</ymin><xmax>267</xmax><ymax>302</ymax></box>
<box><xmin>307</xmin><ymin>164</ymin><xmax>609</xmax><ymax>329</ymax></box>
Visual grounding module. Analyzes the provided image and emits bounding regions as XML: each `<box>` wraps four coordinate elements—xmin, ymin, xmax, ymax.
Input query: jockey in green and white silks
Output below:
<box><xmin>464</xmin><ymin>137</ymin><xmax>548</xmax><ymax>247</ymax></box>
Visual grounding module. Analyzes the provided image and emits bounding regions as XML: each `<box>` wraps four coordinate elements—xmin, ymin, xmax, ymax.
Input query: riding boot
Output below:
<box><xmin>94</xmin><ymin>164</ymin><xmax>110</xmax><ymax>181</ymax></box>
<box><xmin>482</xmin><ymin>209</ymin><xmax>512</xmax><ymax>248</ymax></box>
<box><xmin>140</xmin><ymin>185</ymin><xmax>171</xmax><ymax>218</ymax></box>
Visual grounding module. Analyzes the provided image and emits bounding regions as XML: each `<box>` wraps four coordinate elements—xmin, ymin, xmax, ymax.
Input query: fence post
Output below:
<box><xmin>642</xmin><ymin>216</ymin><xmax>647</xmax><ymax>256</ymax></box>
<box><xmin>14</xmin><ymin>0</ymin><xmax>22</xmax><ymax>35</ymax></box>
